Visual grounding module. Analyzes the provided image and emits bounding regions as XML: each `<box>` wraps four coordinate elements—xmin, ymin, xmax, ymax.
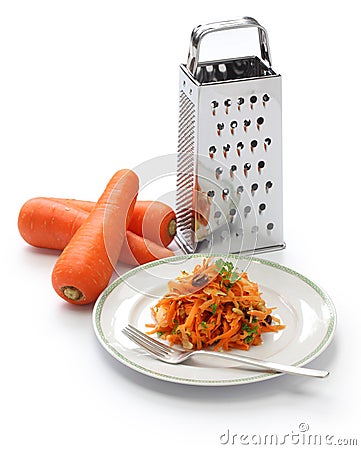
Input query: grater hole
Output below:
<box><xmin>230</xmin><ymin>121</ymin><xmax>237</xmax><ymax>134</ymax></box>
<box><xmin>237</xmin><ymin>141</ymin><xmax>244</xmax><ymax>156</ymax></box>
<box><xmin>236</xmin><ymin>228</ymin><xmax>243</xmax><ymax>237</ymax></box>
<box><xmin>244</xmin><ymin>205</ymin><xmax>252</xmax><ymax>216</ymax></box>
<box><xmin>257</xmin><ymin>117</ymin><xmax>265</xmax><ymax>129</ymax></box>
<box><xmin>251</xmin><ymin>225</ymin><xmax>259</xmax><ymax>234</ymax></box>
<box><xmin>215</xmin><ymin>167</ymin><xmax>223</xmax><ymax>178</ymax></box>
<box><xmin>236</xmin><ymin>185</ymin><xmax>244</xmax><ymax>195</ymax></box>
<box><xmin>237</xmin><ymin>97</ymin><xmax>245</xmax><ymax>109</ymax></box>
<box><xmin>222</xmin><ymin>188</ymin><xmax>230</xmax><ymax>200</ymax></box>
<box><xmin>229</xmin><ymin>208</ymin><xmax>237</xmax><ymax>223</ymax></box>
<box><xmin>211</xmin><ymin>100</ymin><xmax>219</xmax><ymax>116</ymax></box>
<box><xmin>244</xmin><ymin>163</ymin><xmax>251</xmax><ymax>177</ymax></box>
<box><xmin>223</xmin><ymin>144</ymin><xmax>231</xmax><ymax>157</ymax></box>
<box><xmin>243</xmin><ymin>119</ymin><xmax>251</xmax><ymax>131</ymax></box>
<box><xmin>259</xmin><ymin>203</ymin><xmax>266</xmax><ymax>213</ymax></box>
<box><xmin>267</xmin><ymin>222</ymin><xmax>274</xmax><ymax>231</ymax></box>
<box><xmin>251</xmin><ymin>183</ymin><xmax>258</xmax><ymax>194</ymax></box>
<box><xmin>264</xmin><ymin>137</ymin><xmax>272</xmax><ymax>150</ymax></box>
<box><xmin>265</xmin><ymin>180</ymin><xmax>273</xmax><ymax>192</ymax></box>
<box><xmin>209</xmin><ymin>145</ymin><xmax>217</xmax><ymax>158</ymax></box>
<box><xmin>224</xmin><ymin>99</ymin><xmax>231</xmax><ymax>115</ymax></box>
<box><xmin>207</xmin><ymin>190</ymin><xmax>215</xmax><ymax>198</ymax></box>
<box><xmin>250</xmin><ymin>140</ymin><xmax>258</xmax><ymax>152</ymax></box>
<box><xmin>258</xmin><ymin>160</ymin><xmax>265</xmax><ymax>173</ymax></box>
<box><xmin>230</xmin><ymin>164</ymin><xmax>237</xmax><ymax>176</ymax></box>
<box><xmin>217</xmin><ymin>122</ymin><xmax>224</xmax><ymax>136</ymax></box>
<box><xmin>214</xmin><ymin>210</ymin><xmax>222</xmax><ymax>220</ymax></box>
<box><xmin>262</xmin><ymin>94</ymin><xmax>270</xmax><ymax>105</ymax></box>
<box><xmin>250</xmin><ymin>95</ymin><xmax>257</xmax><ymax>104</ymax></box>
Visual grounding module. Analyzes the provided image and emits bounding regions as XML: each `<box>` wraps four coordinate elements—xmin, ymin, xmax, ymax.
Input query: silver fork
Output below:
<box><xmin>122</xmin><ymin>324</ymin><xmax>329</xmax><ymax>378</ymax></box>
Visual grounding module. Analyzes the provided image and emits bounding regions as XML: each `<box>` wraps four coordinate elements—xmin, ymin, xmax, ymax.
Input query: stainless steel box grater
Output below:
<box><xmin>175</xmin><ymin>17</ymin><xmax>285</xmax><ymax>255</ymax></box>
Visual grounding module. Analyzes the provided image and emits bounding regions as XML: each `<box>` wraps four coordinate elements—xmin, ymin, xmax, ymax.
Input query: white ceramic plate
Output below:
<box><xmin>92</xmin><ymin>254</ymin><xmax>336</xmax><ymax>386</ymax></box>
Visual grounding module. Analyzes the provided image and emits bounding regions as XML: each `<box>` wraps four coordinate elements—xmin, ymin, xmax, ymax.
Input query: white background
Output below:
<box><xmin>1</xmin><ymin>0</ymin><xmax>360</xmax><ymax>449</ymax></box>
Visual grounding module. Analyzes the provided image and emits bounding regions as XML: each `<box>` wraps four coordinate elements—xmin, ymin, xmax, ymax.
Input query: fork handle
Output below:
<box><xmin>197</xmin><ymin>351</ymin><xmax>329</xmax><ymax>378</ymax></box>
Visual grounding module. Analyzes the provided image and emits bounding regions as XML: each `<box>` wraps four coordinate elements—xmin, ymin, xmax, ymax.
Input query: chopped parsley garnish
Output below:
<box><xmin>242</xmin><ymin>322</ymin><xmax>259</xmax><ymax>343</ymax></box>
<box><xmin>215</xmin><ymin>258</ymin><xmax>241</xmax><ymax>289</ymax></box>
<box><xmin>171</xmin><ymin>320</ymin><xmax>179</xmax><ymax>334</ymax></box>
<box><xmin>210</xmin><ymin>303</ymin><xmax>217</xmax><ymax>315</ymax></box>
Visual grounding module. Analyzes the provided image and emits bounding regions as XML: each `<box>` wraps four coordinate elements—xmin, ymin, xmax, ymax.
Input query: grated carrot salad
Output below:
<box><xmin>146</xmin><ymin>258</ymin><xmax>285</xmax><ymax>351</ymax></box>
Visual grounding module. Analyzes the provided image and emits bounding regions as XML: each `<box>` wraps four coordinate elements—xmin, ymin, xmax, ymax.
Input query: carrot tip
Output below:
<box><xmin>168</xmin><ymin>219</ymin><xmax>177</xmax><ymax>238</ymax></box>
<box><xmin>61</xmin><ymin>286</ymin><xmax>84</xmax><ymax>301</ymax></box>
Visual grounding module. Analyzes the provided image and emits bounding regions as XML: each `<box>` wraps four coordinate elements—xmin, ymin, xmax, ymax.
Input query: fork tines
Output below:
<box><xmin>122</xmin><ymin>324</ymin><xmax>172</xmax><ymax>358</ymax></box>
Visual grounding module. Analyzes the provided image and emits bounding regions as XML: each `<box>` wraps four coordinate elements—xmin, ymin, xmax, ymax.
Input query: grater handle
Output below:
<box><xmin>186</xmin><ymin>17</ymin><xmax>272</xmax><ymax>77</ymax></box>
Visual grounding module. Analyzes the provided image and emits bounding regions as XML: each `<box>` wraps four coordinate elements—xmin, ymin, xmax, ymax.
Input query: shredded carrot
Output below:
<box><xmin>147</xmin><ymin>258</ymin><xmax>285</xmax><ymax>351</ymax></box>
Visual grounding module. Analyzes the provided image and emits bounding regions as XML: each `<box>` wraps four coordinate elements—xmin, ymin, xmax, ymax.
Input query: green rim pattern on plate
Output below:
<box><xmin>92</xmin><ymin>254</ymin><xmax>337</xmax><ymax>386</ymax></box>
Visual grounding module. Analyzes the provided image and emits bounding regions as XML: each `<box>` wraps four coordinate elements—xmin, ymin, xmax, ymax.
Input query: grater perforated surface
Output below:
<box><xmin>176</xmin><ymin>18</ymin><xmax>285</xmax><ymax>255</ymax></box>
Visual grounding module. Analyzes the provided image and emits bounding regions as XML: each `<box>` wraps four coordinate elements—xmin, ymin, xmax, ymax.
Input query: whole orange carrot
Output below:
<box><xmin>50</xmin><ymin>198</ymin><xmax>177</xmax><ymax>246</ymax></box>
<box><xmin>18</xmin><ymin>197</ymin><xmax>175</xmax><ymax>263</ymax></box>
<box><xmin>55</xmin><ymin>198</ymin><xmax>94</xmax><ymax>213</ymax></box>
<box><xmin>121</xmin><ymin>230</ymin><xmax>174</xmax><ymax>265</ymax></box>
<box><xmin>128</xmin><ymin>200</ymin><xmax>176</xmax><ymax>247</ymax></box>
<box><xmin>51</xmin><ymin>169</ymin><xmax>138</xmax><ymax>305</ymax></box>
<box><xmin>18</xmin><ymin>198</ymin><xmax>89</xmax><ymax>250</ymax></box>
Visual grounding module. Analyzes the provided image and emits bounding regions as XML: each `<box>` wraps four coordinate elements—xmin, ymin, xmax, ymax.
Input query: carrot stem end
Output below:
<box><xmin>168</xmin><ymin>219</ymin><xmax>177</xmax><ymax>238</ymax></box>
<box><xmin>61</xmin><ymin>286</ymin><xmax>84</xmax><ymax>301</ymax></box>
